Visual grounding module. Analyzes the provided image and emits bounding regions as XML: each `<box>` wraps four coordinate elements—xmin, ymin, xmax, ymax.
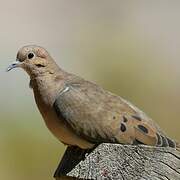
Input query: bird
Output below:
<box><xmin>7</xmin><ymin>45</ymin><xmax>179</xmax><ymax>150</ymax></box>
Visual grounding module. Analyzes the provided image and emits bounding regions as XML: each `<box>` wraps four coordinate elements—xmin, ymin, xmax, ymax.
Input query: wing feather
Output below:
<box><xmin>53</xmin><ymin>77</ymin><xmax>176</xmax><ymax>148</ymax></box>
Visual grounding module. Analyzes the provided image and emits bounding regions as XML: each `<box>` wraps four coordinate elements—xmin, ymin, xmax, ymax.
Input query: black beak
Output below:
<box><xmin>6</xmin><ymin>60</ymin><xmax>22</xmax><ymax>72</ymax></box>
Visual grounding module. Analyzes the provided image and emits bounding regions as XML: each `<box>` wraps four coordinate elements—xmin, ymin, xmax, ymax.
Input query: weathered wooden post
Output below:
<box><xmin>54</xmin><ymin>143</ymin><xmax>180</xmax><ymax>180</ymax></box>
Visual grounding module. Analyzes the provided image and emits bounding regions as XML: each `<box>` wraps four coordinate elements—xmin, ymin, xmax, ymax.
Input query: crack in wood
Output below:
<box><xmin>153</xmin><ymin>170</ymin><xmax>171</xmax><ymax>180</ymax></box>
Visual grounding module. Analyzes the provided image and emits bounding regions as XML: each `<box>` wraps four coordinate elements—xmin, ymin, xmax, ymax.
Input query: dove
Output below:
<box><xmin>7</xmin><ymin>45</ymin><xmax>179</xmax><ymax>150</ymax></box>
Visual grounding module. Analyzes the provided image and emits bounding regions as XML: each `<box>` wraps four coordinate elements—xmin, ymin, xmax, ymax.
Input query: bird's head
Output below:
<box><xmin>7</xmin><ymin>45</ymin><xmax>59</xmax><ymax>78</ymax></box>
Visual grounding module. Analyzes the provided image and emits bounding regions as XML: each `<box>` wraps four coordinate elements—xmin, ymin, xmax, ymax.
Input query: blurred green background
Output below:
<box><xmin>1</xmin><ymin>0</ymin><xmax>180</xmax><ymax>179</ymax></box>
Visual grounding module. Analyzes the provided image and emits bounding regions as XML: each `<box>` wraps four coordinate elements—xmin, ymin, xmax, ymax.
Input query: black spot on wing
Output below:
<box><xmin>123</xmin><ymin>116</ymin><xmax>128</xmax><ymax>122</ymax></box>
<box><xmin>120</xmin><ymin>123</ymin><xmax>126</xmax><ymax>132</ymax></box>
<box><xmin>137</xmin><ymin>125</ymin><xmax>148</xmax><ymax>134</ymax></box>
<box><xmin>132</xmin><ymin>115</ymin><xmax>142</xmax><ymax>121</ymax></box>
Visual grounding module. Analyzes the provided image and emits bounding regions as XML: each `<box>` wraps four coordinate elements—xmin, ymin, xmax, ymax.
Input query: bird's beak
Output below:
<box><xmin>6</xmin><ymin>60</ymin><xmax>22</xmax><ymax>72</ymax></box>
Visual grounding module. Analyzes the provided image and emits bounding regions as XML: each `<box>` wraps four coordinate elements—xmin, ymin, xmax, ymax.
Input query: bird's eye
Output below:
<box><xmin>27</xmin><ymin>52</ymin><xmax>35</xmax><ymax>59</ymax></box>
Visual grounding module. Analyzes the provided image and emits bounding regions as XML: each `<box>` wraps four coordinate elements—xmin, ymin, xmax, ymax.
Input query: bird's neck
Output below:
<box><xmin>30</xmin><ymin>70</ymin><xmax>66</xmax><ymax>107</ymax></box>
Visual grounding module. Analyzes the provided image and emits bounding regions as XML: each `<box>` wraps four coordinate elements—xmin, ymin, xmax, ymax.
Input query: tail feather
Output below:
<box><xmin>156</xmin><ymin>133</ymin><xmax>179</xmax><ymax>151</ymax></box>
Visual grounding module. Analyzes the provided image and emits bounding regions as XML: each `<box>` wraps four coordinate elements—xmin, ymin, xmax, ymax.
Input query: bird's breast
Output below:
<box><xmin>31</xmin><ymin>78</ymin><xmax>94</xmax><ymax>149</ymax></box>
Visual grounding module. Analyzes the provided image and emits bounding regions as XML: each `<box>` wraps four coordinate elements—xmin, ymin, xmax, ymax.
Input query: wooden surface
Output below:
<box><xmin>54</xmin><ymin>143</ymin><xmax>180</xmax><ymax>180</ymax></box>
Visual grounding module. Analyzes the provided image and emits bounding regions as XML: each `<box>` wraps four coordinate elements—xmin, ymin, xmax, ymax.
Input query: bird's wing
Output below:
<box><xmin>53</xmin><ymin>77</ymin><xmax>176</xmax><ymax>148</ymax></box>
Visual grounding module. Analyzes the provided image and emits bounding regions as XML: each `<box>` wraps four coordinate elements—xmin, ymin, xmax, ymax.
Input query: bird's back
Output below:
<box><xmin>54</xmin><ymin>74</ymin><xmax>178</xmax><ymax>149</ymax></box>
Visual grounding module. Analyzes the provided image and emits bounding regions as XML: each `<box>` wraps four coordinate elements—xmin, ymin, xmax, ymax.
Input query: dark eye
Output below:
<box><xmin>27</xmin><ymin>52</ymin><xmax>35</xmax><ymax>59</ymax></box>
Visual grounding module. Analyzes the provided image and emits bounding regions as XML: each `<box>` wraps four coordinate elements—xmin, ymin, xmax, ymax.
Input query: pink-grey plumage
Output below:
<box><xmin>7</xmin><ymin>45</ymin><xmax>179</xmax><ymax>150</ymax></box>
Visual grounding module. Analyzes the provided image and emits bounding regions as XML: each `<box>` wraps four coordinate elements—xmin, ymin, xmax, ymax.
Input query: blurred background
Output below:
<box><xmin>0</xmin><ymin>0</ymin><xmax>180</xmax><ymax>179</ymax></box>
